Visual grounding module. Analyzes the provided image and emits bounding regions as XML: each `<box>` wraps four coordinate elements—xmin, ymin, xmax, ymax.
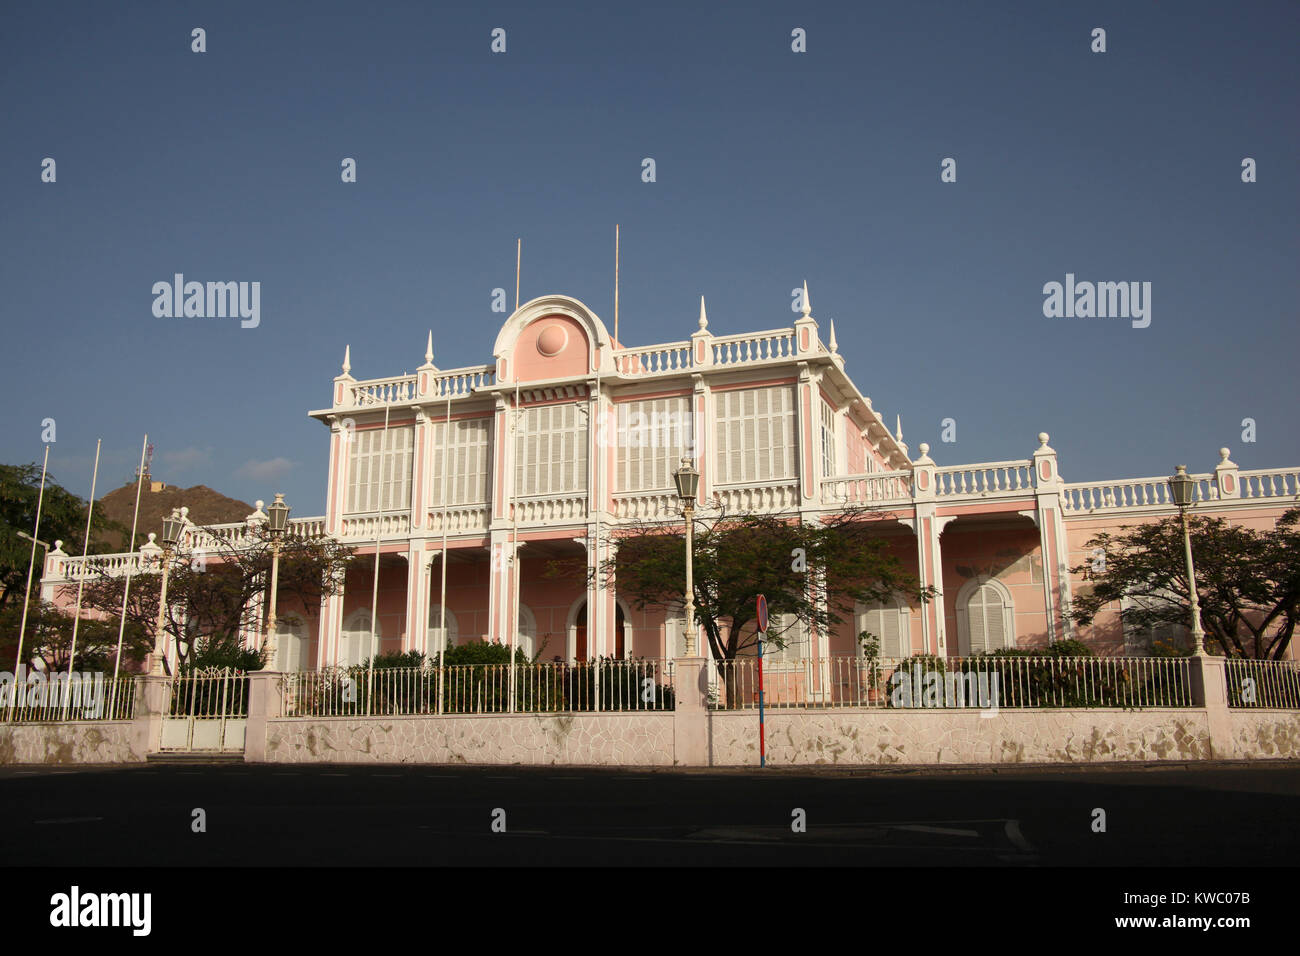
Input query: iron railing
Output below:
<box><xmin>1224</xmin><ymin>659</ymin><xmax>1300</xmax><ymax>708</ymax></box>
<box><xmin>280</xmin><ymin>658</ymin><xmax>676</xmax><ymax>718</ymax></box>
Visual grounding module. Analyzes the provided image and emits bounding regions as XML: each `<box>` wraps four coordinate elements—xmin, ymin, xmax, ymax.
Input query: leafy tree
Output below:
<box><xmin>0</xmin><ymin>462</ymin><xmax>127</xmax><ymax>610</ymax></box>
<box><xmin>0</xmin><ymin>598</ymin><xmax>151</xmax><ymax>673</ymax></box>
<box><xmin>582</xmin><ymin>504</ymin><xmax>931</xmax><ymax>664</ymax></box>
<box><xmin>1069</xmin><ymin>508</ymin><xmax>1300</xmax><ymax>660</ymax></box>
<box><xmin>68</xmin><ymin>523</ymin><xmax>354</xmax><ymax>670</ymax></box>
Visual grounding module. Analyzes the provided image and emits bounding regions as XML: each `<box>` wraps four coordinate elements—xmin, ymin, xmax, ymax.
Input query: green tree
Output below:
<box><xmin>0</xmin><ymin>598</ymin><xmax>151</xmax><ymax>673</ymax></box>
<box><xmin>1069</xmin><ymin>508</ymin><xmax>1300</xmax><ymax>660</ymax></box>
<box><xmin>0</xmin><ymin>462</ymin><xmax>127</xmax><ymax>611</ymax></box>
<box><xmin>590</xmin><ymin>505</ymin><xmax>931</xmax><ymax>663</ymax></box>
<box><xmin>69</xmin><ymin>523</ymin><xmax>354</xmax><ymax>670</ymax></box>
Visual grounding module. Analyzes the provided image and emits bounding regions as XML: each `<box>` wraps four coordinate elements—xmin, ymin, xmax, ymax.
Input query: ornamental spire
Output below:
<box><xmin>342</xmin><ymin>344</ymin><xmax>351</xmax><ymax>375</ymax></box>
<box><xmin>828</xmin><ymin>319</ymin><xmax>838</xmax><ymax>353</ymax></box>
<box><xmin>425</xmin><ymin>330</ymin><xmax>434</xmax><ymax>365</ymax></box>
<box><xmin>801</xmin><ymin>280</ymin><xmax>811</xmax><ymax>317</ymax></box>
<box><xmin>698</xmin><ymin>296</ymin><xmax>708</xmax><ymax>330</ymax></box>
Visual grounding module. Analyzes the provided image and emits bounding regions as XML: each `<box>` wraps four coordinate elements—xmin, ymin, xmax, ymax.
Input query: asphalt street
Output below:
<box><xmin>1</xmin><ymin>761</ymin><xmax>1296</xmax><ymax>866</ymax></box>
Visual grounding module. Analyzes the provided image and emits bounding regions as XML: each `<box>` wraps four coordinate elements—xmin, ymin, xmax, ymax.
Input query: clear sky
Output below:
<box><xmin>2</xmin><ymin>0</ymin><xmax>1296</xmax><ymax>516</ymax></box>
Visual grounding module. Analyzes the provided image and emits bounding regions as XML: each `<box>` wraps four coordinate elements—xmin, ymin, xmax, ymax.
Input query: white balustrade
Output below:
<box><xmin>934</xmin><ymin>461</ymin><xmax>1033</xmax><ymax>497</ymax></box>
<box><xmin>821</xmin><ymin>472</ymin><xmax>913</xmax><ymax>504</ymax></box>
<box><xmin>714</xmin><ymin>482</ymin><xmax>799</xmax><ymax>513</ymax></box>
<box><xmin>711</xmin><ymin>329</ymin><xmax>795</xmax><ymax>367</ymax></box>
<box><xmin>340</xmin><ymin>513</ymin><xmax>412</xmax><ymax>539</ymax></box>
<box><xmin>513</xmin><ymin>495</ymin><xmax>587</xmax><ymax>524</ymax></box>
<box><xmin>615</xmin><ymin>342</ymin><xmax>692</xmax><ymax>376</ymax></box>
<box><xmin>1237</xmin><ymin>468</ymin><xmax>1300</xmax><ymax>500</ymax></box>
<box><xmin>1061</xmin><ymin>474</ymin><xmax>1216</xmax><ymax>513</ymax></box>
<box><xmin>350</xmin><ymin>375</ymin><xmax>418</xmax><ymax>407</ymax></box>
<box><xmin>431</xmin><ymin>365</ymin><xmax>496</xmax><ymax>397</ymax></box>
<box><xmin>426</xmin><ymin>505</ymin><xmax>490</xmax><ymax>533</ymax></box>
<box><xmin>611</xmin><ymin>492</ymin><xmax>681</xmax><ymax>521</ymax></box>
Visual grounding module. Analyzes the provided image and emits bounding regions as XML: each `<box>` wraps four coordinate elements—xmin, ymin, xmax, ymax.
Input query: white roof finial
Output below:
<box><xmin>698</xmin><ymin>296</ymin><xmax>708</xmax><ymax>330</ymax></box>
<box><xmin>342</xmin><ymin>344</ymin><xmax>351</xmax><ymax>375</ymax></box>
<box><xmin>425</xmin><ymin>330</ymin><xmax>434</xmax><ymax>365</ymax></box>
<box><xmin>828</xmin><ymin>319</ymin><xmax>838</xmax><ymax>353</ymax></box>
<box><xmin>895</xmin><ymin>415</ymin><xmax>903</xmax><ymax>441</ymax></box>
<box><xmin>801</xmin><ymin>280</ymin><xmax>811</xmax><ymax>317</ymax></box>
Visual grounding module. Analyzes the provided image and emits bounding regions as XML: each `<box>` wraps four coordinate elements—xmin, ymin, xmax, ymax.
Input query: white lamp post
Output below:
<box><xmin>673</xmin><ymin>458</ymin><xmax>700</xmax><ymax>657</ymax></box>
<box><xmin>1168</xmin><ymin>465</ymin><xmax>1207</xmax><ymax>656</ymax></box>
<box><xmin>265</xmin><ymin>493</ymin><xmax>291</xmax><ymax>669</ymax></box>
<box><xmin>150</xmin><ymin>508</ymin><xmax>187</xmax><ymax>675</ymax></box>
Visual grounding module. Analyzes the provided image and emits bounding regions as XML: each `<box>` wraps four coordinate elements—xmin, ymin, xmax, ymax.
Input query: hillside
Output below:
<box><xmin>94</xmin><ymin>482</ymin><xmax>256</xmax><ymax>552</ymax></box>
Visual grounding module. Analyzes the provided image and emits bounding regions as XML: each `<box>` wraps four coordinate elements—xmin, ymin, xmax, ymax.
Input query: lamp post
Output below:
<box><xmin>673</xmin><ymin>458</ymin><xmax>700</xmax><ymax>656</ymax></box>
<box><xmin>150</xmin><ymin>508</ymin><xmax>187</xmax><ymax>675</ymax></box>
<box><xmin>1168</xmin><ymin>465</ymin><xmax>1207</xmax><ymax>656</ymax></box>
<box><xmin>265</xmin><ymin>493</ymin><xmax>291</xmax><ymax>669</ymax></box>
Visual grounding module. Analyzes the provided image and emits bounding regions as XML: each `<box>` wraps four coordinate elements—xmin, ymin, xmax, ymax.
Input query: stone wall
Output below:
<box><xmin>708</xmin><ymin>709</ymin><xmax>1214</xmax><ymax>766</ymax></box>
<box><xmin>1225</xmin><ymin>710</ymin><xmax>1300</xmax><ymax>759</ymax></box>
<box><xmin>264</xmin><ymin>713</ymin><xmax>676</xmax><ymax>765</ymax></box>
<box><xmin>0</xmin><ymin>721</ymin><xmax>142</xmax><ymax>765</ymax></box>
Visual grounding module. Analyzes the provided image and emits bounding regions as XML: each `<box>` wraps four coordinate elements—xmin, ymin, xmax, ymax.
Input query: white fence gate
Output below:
<box><xmin>159</xmin><ymin>668</ymin><xmax>247</xmax><ymax>752</ymax></box>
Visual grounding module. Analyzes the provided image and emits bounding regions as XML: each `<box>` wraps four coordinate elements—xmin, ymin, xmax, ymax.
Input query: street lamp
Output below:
<box><xmin>264</xmin><ymin>493</ymin><xmax>291</xmax><ymax>669</ymax></box>
<box><xmin>150</xmin><ymin>507</ymin><xmax>187</xmax><ymax>675</ymax></box>
<box><xmin>673</xmin><ymin>458</ymin><xmax>700</xmax><ymax>657</ymax></box>
<box><xmin>1168</xmin><ymin>465</ymin><xmax>1207</xmax><ymax>656</ymax></box>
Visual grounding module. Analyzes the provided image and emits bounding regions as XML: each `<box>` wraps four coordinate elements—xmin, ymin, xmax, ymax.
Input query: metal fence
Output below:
<box><xmin>709</xmin><ymin>656</ymin><xmax>1195</xmax><ymax>710</ymax></box>
<box><xmin>1</xmin><ymin>673</ymin><xmax>138</xmax><ymax>722</ymax></box>
<box><xmin>280</xmin><ymin>658</ymin><xmax>676</xmax><ymax>718</ymax></box>
<box><xmin>1224</xmin><ymin>659</ymin><xmax>1300</xmax><ymax>708</ymax></box>
<box><xmin>166</xmin><ymin>667</ymin><xmax>249</xmax><ymax>719</ymax></box>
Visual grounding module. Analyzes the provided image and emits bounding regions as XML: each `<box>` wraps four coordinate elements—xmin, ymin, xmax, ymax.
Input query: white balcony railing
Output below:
<box><xmin>1061</xmin><ymin>473</ymin><xmax>1216</xmax><ymax>513</ymax></box>
<box><xmin>821</xmin><ymin>472</ymin><xmax>912</xmax><ymax>505</ymax></box>
<box><xmin>426</xmin><ymin>504</ymin><xmax>490</xmax><ymax>534</ymax></box>
<box><xmin>1237</xmin><ymin>468</ymin><xmax>1300</xmax><ymax>501</ymax></box>
<box><xmin>711</xmin><ymin>328</ymin><xmax>797</xmax><ymax>367</ymax></box>
<box><xmin>934</xmin><ymin>461</ymin><xmax>1034</xmax><ymax>498</ymax></box>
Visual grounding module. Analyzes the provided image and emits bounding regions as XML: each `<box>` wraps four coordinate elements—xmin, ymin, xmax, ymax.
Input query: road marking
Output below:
<box><xmin>1004</xmin><ymin>819</ymin><xmax>1035</xmax><ymax>853</ymax></box>
<box><xmin>34</xmin><ymin>817</ymin><xmax>103</xmax><ymax>825</ymax></box>
<box><xmin>892</xmin><ymin>824</ymin><xmax>980</xmax><ymax>838</ymax></box>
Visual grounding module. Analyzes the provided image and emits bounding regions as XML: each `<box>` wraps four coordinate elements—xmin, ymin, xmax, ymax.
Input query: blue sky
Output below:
<box><xmin>2</xmin><ymin>0</ymin><xmax>1296</xmax><ymax>516</ymax></box>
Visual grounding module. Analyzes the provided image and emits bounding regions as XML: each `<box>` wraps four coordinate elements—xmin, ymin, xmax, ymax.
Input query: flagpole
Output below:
<box><xmin>367</xmin><ymin>404</ymin><xmax>391</xmax><ymax>715</ymax></box>
<box><xmin>437</xmin><ymin>383</ymin><xmax>450</xmax><ymax>715</ymax></box>
<box><xmin>9</xmin><ymin>445</ymin><xmax>50</xmax><ymax>720</ymax></box>
<box><xmin>109</xmin><ymin>435</ymin><xmax>149</xmax><ymax>718</ymax></box>
<box><xmin>64</xmin><ymin>439</ymin><xmax>102</xmax><ymax>718</ymax></box>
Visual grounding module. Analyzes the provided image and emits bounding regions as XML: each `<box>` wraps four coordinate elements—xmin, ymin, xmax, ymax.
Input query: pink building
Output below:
<box><xmin>41</xmin><ymin>290</ymin><xmax>1299</xmax><ymax>671</ymax></box>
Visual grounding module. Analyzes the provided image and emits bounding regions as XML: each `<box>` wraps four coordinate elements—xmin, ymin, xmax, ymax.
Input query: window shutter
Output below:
<box><xmin>968</xmin><ymin>591</ymin><xmax>988</xmax><ymax>655</ymax></box>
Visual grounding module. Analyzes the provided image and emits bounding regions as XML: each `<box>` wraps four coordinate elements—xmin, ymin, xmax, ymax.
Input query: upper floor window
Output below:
<box><xmin>430</xmin><ymin>418</ymin><xmax>491</xmax><ymax>506</ymax></box>
<box><xmin>516</xmin><ymin>402</ymin><xmax>588</xmax><ymax>497</ymax></box>
<box><xmin>820</xmin><ymin>398</ymin><xmax>838</xmax><ymax>478</ymax></box>
<box><xmin>616</xmin><ymin>396</ymin><xmax>692</xmax><ymax>492</ymax></box>
<box><xmin>347</xmin><ymin>426</ymin><xmax>414</xmax><ymax>514</ymax></box>
<box><xmin>1120</xmin><ymin>593</ymin><xmax>1190</xmax><ymax>655</ymax></box>
<box><xmin>715</xmin><ymin>386</ymin><xmax>796</xmax><ymax>485</ymax></box>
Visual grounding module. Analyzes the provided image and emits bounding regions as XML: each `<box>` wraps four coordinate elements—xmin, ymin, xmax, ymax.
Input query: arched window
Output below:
<box><xmin>857</xmin><ymin>594</ymin><xmax>911</xmax><ymax>659</ymax></box>
<box><xmin>956</xmin><ymin>577</ymin><xmax>1015</xmax><ymax>655</ymax></box>
<box><xmin>512</xmin><ymin>604</ymin><xmax>537</xmax><ymax>660</ymax></box>
<box><xmin>276</xmin><ymin>616</ymin><xmax>309</xmax><ymax>672</ymax></box>
<box><xmin>340</xmin><ymin>609</ymin><xmax>380</xmax><ymax>667</ymax></box>
<box><xmin>427</xmin><ymin>604</ymin><xmax>460</xmax><ymax>656</ymax></box>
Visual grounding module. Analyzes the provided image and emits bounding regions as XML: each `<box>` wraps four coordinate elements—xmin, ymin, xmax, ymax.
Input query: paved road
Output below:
<box><xmin>1</xmin><ymin>762</ymin><xmax>1296</xmax><ymax>866</ymax></box>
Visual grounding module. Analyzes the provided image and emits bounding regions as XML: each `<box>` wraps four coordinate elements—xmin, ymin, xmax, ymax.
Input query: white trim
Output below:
<box><xmin>340</xmin><ymin>608</ymin><xmax>381</xmax><ymax>666</ymax></box>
